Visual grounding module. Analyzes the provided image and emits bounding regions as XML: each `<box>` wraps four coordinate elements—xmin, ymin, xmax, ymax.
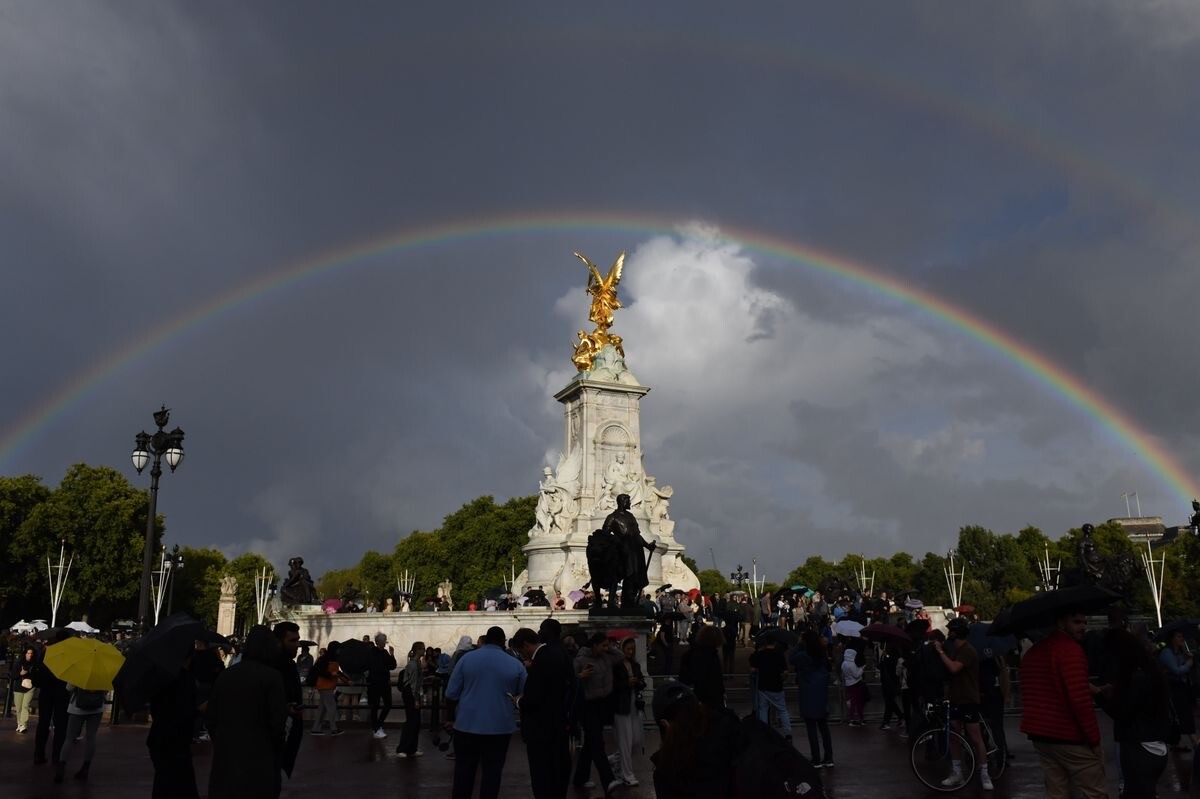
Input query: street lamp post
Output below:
<box><xmin>729</xmin><ymin>564</ymin><xmax>749</xmax><ymax>589</ymax></box>
<box><xmin>131</xmin><ymin>406</ymin><xmax>185</xmax><ymax>632</ymax></box>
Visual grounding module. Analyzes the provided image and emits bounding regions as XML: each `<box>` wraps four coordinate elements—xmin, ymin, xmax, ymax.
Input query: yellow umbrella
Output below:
<box><xmin>43</xmin><ymin>637</ymin><xmax>125</xmax><ymax>692</ymax></box>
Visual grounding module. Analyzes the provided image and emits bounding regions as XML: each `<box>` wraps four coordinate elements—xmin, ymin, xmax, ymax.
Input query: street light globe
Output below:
<box><xmin>164</xmin><ymin>446</ymin><xmax>184</xmax><ymax>471</ymax></box>
<box><xmin>132</xmin><ymin>447</ymin><xmax>150</xmax><ymax>473</ymax></box>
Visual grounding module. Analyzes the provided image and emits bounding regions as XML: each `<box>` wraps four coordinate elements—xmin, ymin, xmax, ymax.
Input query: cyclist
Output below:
<box><xmin>933</xmin><ymin>617</ymin><xmax>993</xmax><ymax>791</ymax></box>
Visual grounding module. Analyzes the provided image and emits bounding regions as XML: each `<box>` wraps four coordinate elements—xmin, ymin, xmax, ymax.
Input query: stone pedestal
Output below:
<box><xmin>216</xmin><ymin>576</ymin><xmax>237</xmax><ymax>638</ymax></box>
<box><xmin>516</xmin><ymin>348</ymin><xmax>699</xmax><ymax>598</ymax></box>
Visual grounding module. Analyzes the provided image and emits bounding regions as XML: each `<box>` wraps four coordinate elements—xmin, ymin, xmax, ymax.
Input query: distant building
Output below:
<box><xmin>1108</xmin><ymin>516</ymin><xmax>1190</xmax><ymax>548</ymax></box>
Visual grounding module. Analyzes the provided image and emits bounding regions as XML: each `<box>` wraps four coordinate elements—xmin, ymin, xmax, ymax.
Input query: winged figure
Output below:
<box><xmin>574</xmin><ymin>250</ymin><xmax>625</xmax><ymax>330</ymax></box>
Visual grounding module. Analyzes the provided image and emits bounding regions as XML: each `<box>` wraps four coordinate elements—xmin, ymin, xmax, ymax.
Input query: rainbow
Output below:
<box><xmin>1</xmin><ymin>211</ymin><xmax>1194</xmax><ymax>503</ymax></box>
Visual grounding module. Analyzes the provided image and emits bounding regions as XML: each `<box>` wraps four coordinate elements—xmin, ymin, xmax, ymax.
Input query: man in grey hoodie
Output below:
<box><xmin>572</xmin><ymin>633</ymin><xmax>624</xmax><ymax>795</ymax></box>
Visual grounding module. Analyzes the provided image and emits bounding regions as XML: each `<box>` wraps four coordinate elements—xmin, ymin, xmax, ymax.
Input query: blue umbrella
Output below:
<box><xmin>968</xmin><ymin>622</ymin><xmax>1017</xmax><ymax>658</ymax></box>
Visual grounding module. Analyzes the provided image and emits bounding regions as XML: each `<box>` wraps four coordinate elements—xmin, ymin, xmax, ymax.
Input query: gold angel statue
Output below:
<box><xmin>575</xmin><ymin>251</ymin><xmax>625</xmax><ymax>330</ymax></box>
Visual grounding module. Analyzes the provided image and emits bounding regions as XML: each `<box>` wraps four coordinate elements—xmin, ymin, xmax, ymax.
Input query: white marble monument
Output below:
<box><xmin>515</xmin><ymin>250</ymin><xmax>699</xmax><ymax>598</ymax></box>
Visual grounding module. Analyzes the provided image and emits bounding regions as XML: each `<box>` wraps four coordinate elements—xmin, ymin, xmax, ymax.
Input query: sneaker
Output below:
<box><xmin>372</xmin><ymin>728</ymin><xmax>387</xmax><ymax>739</ymax></box>
<box><xmin>940</xmin><ymin>773</ymin><xmax>964</xmax><ymax>788</ymax></box>
<box><xmin>606</xmin><ymin>779</ymin><xmax>624</xmax><ymax>793</ymax></box>
<box><xmin>197</xmin><ymin>732</ymin><xmax>211</xmax><ymax>742</ymax></box>
<box><xmin>822</xmin><ymin>759</ymin><xmax>834</xmax><ymax>768</ymax></box>
<box><xmin>898</xmin><ymin>731</ymin><xmax>909</xmax><ymax>739</ymax></box>
<box><xmin>812</xmin><ymin>761</ymin><xmax>826</xmax><ymax>770</ymax></box>
<box><xmin>981</xmin><ymin>771</ymin><xmax>994</xmax><ymax>791</ymax></box>
<box><xmin>580</xmin><ymin>781</ymin><xmax>596</xmax><ymax>789</ymax></box>
<box><xmin>330</xmin><ymin>729</ymin><xmax>345</xmax><ymax>737</ymax></box>
<box><xmin>625</xmin><ymin>778</ymin><xmax>639</xmax><ymax>786</ymax></box>
<box><xmin>879</xmin><ymin>723</ymin><xmax>891</xmax><ymax>730</ymax></box>
<box><xmin>411</xmin><ymin>750</ymin><xmax>424</xmax><ymax>757</ymax></box>
<box><xmin>395</xmin><ymin>752</ymin><xmax>408</xmax><ymax>759</ymax></box>
<box><xmin>310</xmin><ymin>730</ymin><xmax>326</xmax><ymax>736</ymax></box>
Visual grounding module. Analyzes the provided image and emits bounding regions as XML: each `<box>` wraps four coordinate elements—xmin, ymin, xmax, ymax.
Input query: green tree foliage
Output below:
<box><xmin>952</xmin><ymin>525</ymin><xmax>1040</xmax><ymax>618</ymax></box>
<box><xmin>0</xmin><ymin>474</ymin><xmax>52</xmax><ymax>621</ymax></box>
<box><xmin>10</xmin><ymin>465</ymin><xmax>159</xmax><ymax>627</ymax></box>
<box><xmin>317</xmin><ymin>567</ymin><xmax>361</xmax><ymax>602</ymax></box>
<box><xmin>171</xmin><ymin>547</ymin><xmax>228</xmax><ymax>626</ymax></box>
<box><xmin>696</xmin><ymin>569</ymin><xmax>731</xmax><ymax>596</ymax></box>
<box><xmin>783</xmin><ymin>555</ymin><xmax>839</xmax><ymax>592</ymax></box>
<box><xmin>223</xmin><ymin>552</ymin><xmax>276</xmax><ymax>632</ymax></box>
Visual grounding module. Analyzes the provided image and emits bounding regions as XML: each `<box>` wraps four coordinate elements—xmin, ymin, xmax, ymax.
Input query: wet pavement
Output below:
<box><xmin>2</xmin><ymin>711</ymin><xmax>1194</xmax><ymax>799</ymax></box>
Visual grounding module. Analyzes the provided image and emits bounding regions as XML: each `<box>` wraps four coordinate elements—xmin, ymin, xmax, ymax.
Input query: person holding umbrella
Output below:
<box><xmin>32</xmin><ymin>628</ymin><xmax>73</xmax><ymax>766</ymax></box>
<box><xmin>1159</xmin><ymin>628</ymin><xmax>1197</xmax><ymax>749</ymax></box>
<box><xmin>43</xmin><ymin>634</ymin><xmax>125</xmax><ymax>783</ymax></box>
<box><xmin>1018</xmin><ymin>606</ymin><xmax>1106</xmax><ymax>798</ymax></box>
<box><xmin>146</xmin><ymin>641</ymin><xmax>201</xmax><ymax>799</ymax></box>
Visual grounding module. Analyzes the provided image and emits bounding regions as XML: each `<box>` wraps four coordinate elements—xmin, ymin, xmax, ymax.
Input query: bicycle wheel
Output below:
<box><xmin>980</xmin><ymin>720</ymin><xmax>1006</xmax><ymax>779</ymax></box>
<box><xmin>910</xmin><ymin>728</ymin><xmax>976</xmax><ymax>793</ymax></box>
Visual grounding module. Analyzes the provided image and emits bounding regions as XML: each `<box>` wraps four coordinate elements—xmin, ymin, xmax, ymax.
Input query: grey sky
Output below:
<box><xmin>2</xmin><ymin>3</ymin><xmax>1198</xmax><ymax>580</ymax></box>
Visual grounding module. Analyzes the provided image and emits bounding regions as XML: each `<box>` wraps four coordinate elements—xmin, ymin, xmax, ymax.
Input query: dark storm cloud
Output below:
<box><xmin>1</xmin><ymin>2</ymin><xmax>1197</xmax><ymax>578</ymax></box>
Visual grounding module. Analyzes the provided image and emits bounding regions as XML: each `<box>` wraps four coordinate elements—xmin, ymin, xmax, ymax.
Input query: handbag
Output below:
<box><xmin>21</xmin><ymin>678</ymin><xmax>33</xmax><ymax>690</ymax></box>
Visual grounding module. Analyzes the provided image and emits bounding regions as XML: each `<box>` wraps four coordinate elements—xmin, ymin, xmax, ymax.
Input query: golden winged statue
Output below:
<box><xmin>570</xmin><ymin>251</ymin><xmax>627</xmax><ymax>372</ymax></box>
<box><xmin>575</xmin><ymin>251</ymin><xmax>625</xmax><ymax>329</ymax></box>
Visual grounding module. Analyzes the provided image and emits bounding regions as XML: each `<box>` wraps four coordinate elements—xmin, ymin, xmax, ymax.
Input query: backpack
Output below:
<box><xmin>733</xmin><ymin>716</ymin><xmax>826</xmax><ymax>798</ymax></box>
<box><xmin>73</xmin><ymin>688</ymin><xmax>106</xmax><ymax>712</ymax></box>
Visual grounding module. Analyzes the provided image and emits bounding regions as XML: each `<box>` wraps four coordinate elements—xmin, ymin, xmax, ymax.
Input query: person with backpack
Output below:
<box><xmin>308</xmin><ymin>641</ymin><xmax>348</xmax><ymax>736</ymax></box>
<box><xmin>54</xmin><ymin>682</ymin><xmax>107</xmax><ymax>783</ymax></box>
<box><xmin>791</xmin><ymin>631</ymin><xmax>834</xmax><ymax>769</ymax></box>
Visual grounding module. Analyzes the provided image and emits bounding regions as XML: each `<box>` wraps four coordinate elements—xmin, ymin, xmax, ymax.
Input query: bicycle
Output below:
<box><xmin>910</xmin><ymin>700</ymin><xmax>1005</xmax><ymax>792</ymax></box>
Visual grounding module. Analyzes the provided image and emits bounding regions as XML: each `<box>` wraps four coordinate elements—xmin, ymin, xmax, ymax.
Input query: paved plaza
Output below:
<box><xmin>2</xmin><ymin>712</ymin><xmax>1194</xmax><ymax>799</ymax></box>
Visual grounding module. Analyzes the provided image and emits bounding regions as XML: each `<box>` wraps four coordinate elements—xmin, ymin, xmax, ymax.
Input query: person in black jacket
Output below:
<box><xmin>366</xmin><ymin>632</ymin><xmax>397</xmax><ymax>739</ymax></box>
<box><xmin>272</xmin><ymin>622</ymin><xmax>305</xmax><ymax>776</ymax></box>
<box><xmin>678</xmin><ymin>625</ymin><xmax>725</xmax><ymax>710</ymax></box>
<box><xmin>878</xmin><ymin>642</ymin><xmax>904</xmax><ymax>730</ymax></box>
<box><xmin>1097</xmin><ymin>628</ymin><xmax>1172</xmax><ymax>798</ymax></box>
<box><xmin>516</xmin><ymin>619</ymin><xmax>576</xmax><ymax>799</ymax></box>
<box><xmin>147</xmin><ymin>648</ymin><xmax>200</xmax><ymax>799</ymax></box>
<box><xmin>33</xmin><ymin>629</ymin><xmax>74</xmax><ymax>765</ymax></box>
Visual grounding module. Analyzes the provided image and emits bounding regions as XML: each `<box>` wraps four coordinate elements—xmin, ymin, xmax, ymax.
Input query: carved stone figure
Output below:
<box><xmin>1191</xmin><ymin>499</ymin><xmax>1200</xmax><ymax>532</ymax></box>
<box><xmin>279</xmin><ymin>557</ymin><xmax>319</xmax><ymax>605</ymax></box>
<box><xmin>1068</xmin><ymin>523</ymin><xmax>1136</xmax><ymax>595</ymax></box>
<box><xmin>1078</xmin><ymin>524</ymin><xmax>1105</xmax><ymax>582</ymax></box>
<box><xmin>645</xmin><ymin>476</ymin><xmax>674</xmax><ymax>535</ymax></box>
<box><xmin>533</xmin><ymin>450</ymin><xmax>582</xmax><ymax>536</ymax></box>
<box><xmin>594</xmin><ymin>451</ymin><xmax>643</xmax><ymax>513</ymax></box>
<box><xmin>220</xmin><ymin>575</ymin><xmax>238</xmax><ymax>597</ymax></box>
<box><xmin>601</xmin><ymin>494</ymin><xmax>660</xmax><ymax>610</ymax></box>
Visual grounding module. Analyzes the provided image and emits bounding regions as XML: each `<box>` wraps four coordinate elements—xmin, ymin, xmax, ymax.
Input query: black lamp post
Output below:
<box><xmin>730</xmin><ymin>564</ymin><xmax>749</xmax><ymax>589</ymax></box>
<box><xmin>131</xmin><ymin>406</ymin><xmax>185</xmax><ymax>632</ymax></box>
<box><xmin>165</xmin><ymin>544</ymin><xmax>184</xmax><ymax>615</ymax></box>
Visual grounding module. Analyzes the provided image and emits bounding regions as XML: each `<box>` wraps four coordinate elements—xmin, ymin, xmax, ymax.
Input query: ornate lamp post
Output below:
<box><xmin>131</xmin><ymin>406</ymin><xmax>185</xmax><ymax>632</ymax></box>
<box><xmin>729</xmin><ymin>564</ymin><xmax>749</xmax><ymax>589</ymax></box>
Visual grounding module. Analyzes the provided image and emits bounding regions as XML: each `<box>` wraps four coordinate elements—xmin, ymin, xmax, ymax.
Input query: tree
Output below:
<box><xmin>11</xmin><ymin>464</ymin><xmax>159</xmax><ymax>628</ymax></box>
<box><xmin>0</xmin><ymin>474</ymin><xmax>52</xmax><ymax>626</ymax></box>
<box><xmin>696</xmin><ymin>569</ymin><xmax>731</xmax><ymax>596</ymax></box>
<box><xmin>170</xmin><ymin>547</ymin><xmax>228</xmax><ymax>626</ymax></box>
<box><xmin>316</xmin><ymin>567</ymin><xmax>360</xmax><ymax>603</ymax></box>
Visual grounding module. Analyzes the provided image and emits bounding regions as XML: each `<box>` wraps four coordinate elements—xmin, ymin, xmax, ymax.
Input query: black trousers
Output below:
<box><xmin>34</xmin><ymin>689</ymin><xmax>69</xmax><ymax>763</ymax></box>
<box><xmin>149</xmin><ymin>741</ymin><xmax>199</xmax><ymax>799</ymax></box>
<box><xmin>368</xmin><ymin>684</ymin><xmax>392</xmax><ymax>730</ymax></box>
<box><xmin>452</xmin><ymin>731</ymin><xmax>511</xmax><ymax>799</ymax></box>
<box><xmin>1119</xmin><ymin>743</ymin><xmax>1167</xmax><ymax>799</ymax></box>
<box><xmin>397</xmin><ymin>686</ymin><xmax>420</xmax><ymax>754</ymax></box>
<box><xmin>572</xmin><ymin>699</ymin><xmax>615</xmax><ymax>787</ymax></box>
<box><xmin>804</xmin><ymin>717</ymin><xmax>833</xmax><ymax>764</ymax></box>
<box><xmin>526</xmin><ymin>733</ymin><xmax>571</xmax><ymax>799</ymax></box>
<box><xmin>880</xmin><ymin>687</ymin><xmax>904</xmax><ymax>725</ymax></box>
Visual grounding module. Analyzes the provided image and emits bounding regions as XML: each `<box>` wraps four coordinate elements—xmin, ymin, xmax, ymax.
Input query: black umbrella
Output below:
<box><xmin>987</xmin><ymin>585</ymin><xmax>1121</xmax><ymax>636</ymax></box>
<box><xmin>1155</xmin><ymin>619</ymin><xmax>1200</xmax><ymax>643</ymax></box>
<box><xmin>860</xmin><ymin>623</ymin><xmax>912</xmax><ymax>647</ymax></box>
<box><xmin>756</xmin><ymin>627</ymin><xmax>799</xmax><ymax>647</ymax></box>
<box><xmin>967</xmin><ymin>621</ymin><xmax>1017</xmax><ymax>658</ymax></box>
<box><xmin>113</xmin><ymin>613</ymin><xmax>209</xmax><ymax>713</ymax></box>
<box><xmin>484</xmin><ymin>586</ymin><xmax>506</xmax><ymax>601</ymax></box>
<box><xmin>334</xmin><ymin>638</ymin><xmax>374</xmax><ymax>674</ymax></box>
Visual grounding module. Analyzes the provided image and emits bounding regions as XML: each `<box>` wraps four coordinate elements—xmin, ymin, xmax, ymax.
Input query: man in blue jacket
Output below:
<box><xmin>445</xmin><ymin>626</ymin><xmax>527</xmax><ymax>799</ymax></box>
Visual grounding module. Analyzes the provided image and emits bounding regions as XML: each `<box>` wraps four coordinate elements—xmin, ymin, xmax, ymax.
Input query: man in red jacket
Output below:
<box><xmin>1019</xmin><ymin>611</ymin><xmax>1106</xmax><ymax>798</ymax></box>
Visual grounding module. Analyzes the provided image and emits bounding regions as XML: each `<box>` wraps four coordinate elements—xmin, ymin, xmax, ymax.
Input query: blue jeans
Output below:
<box><xmin>755</xmin><ymin>689</ymin><xmax>792</xmax><ymax>737</ymax></box>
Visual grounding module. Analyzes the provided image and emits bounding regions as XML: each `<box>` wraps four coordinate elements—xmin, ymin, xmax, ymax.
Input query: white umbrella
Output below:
<box><xmin>834</xmin><ymin>619</ymin><xmax>864</xmax><ymax>638</ymax></box>
<box><xmin>66</xmin><ymin>621</ymin><xmax>99</xmax><ymax>634</ymax></box>
<box><xmin>9</xmin><ymin>620</ymin><xmax>49</xmax><ymax>633</ymax></box>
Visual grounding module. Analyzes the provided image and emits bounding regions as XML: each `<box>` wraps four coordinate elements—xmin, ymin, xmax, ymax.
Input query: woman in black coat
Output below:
<box><xmin>207</xmin><ymin>626</ymin><xmax>287</xmax><ymax>799</ymax></box>
<box><xmin>678</xmin><ymin>625</ymin><xmax>726</xmax><ymax>710</ymax></box>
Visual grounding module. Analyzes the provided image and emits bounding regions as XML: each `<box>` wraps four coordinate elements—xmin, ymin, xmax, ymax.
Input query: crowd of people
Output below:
<box><xmin>3</xmin><ymin>589</ymin><xmax>1197</xmax><ymax>798</ymax></box>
